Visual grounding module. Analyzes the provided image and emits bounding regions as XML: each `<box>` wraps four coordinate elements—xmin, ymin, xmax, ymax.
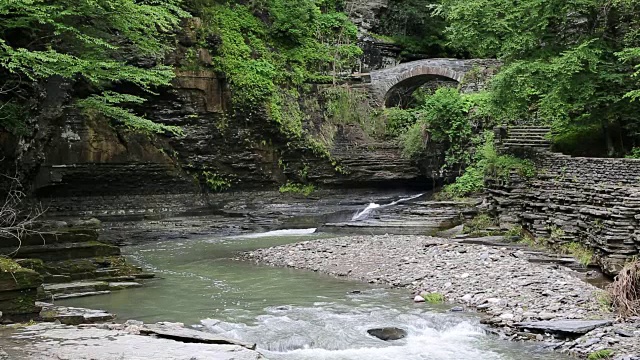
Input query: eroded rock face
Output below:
<box><xmin>486</xmin><ymin>151</ymin><xmax>640</xmax><ymax>275</ymax></box>
<box><xmin>15</xmin><ymin>69</ymin><xmax>439</xmax><ymax>217</ymax></box>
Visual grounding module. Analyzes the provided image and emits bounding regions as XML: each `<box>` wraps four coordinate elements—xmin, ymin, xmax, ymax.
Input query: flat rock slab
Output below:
<box><xmin>140</xmin><ymin>323</ymin><xmax>256</xmax><ymax>350</ymax></box>
<box><xmin>108</xmin><ymin>282</ymin><xmax>142</xmax><ymax>290</ymax></box>
<box><xmin>52</xmin><ymin>291</ymin><xmax>111</xmax><ymax>300</ymax></box>
<box><xmin>38</xmin><ymin>302</ymin><xmax>115</xmax><ymax>325</ymax></box>
<box><xmin>515</xmin><ymin>319</ymin><xmax>613</xmax><ymax>335</ymax></box>
<box><xmin>6</xmin><ymin>323</ymin><xmax>265</xmax><ymax>360</ymax></box>
<box><xmin>44</xmin><ymin>281</ymin><xmax>109</xmax><ymax>294</ymax></box>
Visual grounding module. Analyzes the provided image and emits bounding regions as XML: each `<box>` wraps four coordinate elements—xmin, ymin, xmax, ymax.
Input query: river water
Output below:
<box><xmin>58</xmin><ymin>230</ymin><xmax>570</xmax><ymax>360</ymax></box>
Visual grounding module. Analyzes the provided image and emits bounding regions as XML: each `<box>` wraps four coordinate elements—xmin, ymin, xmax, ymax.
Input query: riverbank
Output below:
<box><xmin>245</xmin><ymin>235</ymin><xmax>640</xmax><ymax>359</ymax></box>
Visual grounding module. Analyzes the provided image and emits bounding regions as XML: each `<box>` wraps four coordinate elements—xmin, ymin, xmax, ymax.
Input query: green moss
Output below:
<box><xmin>588</xmin><ymin>349</ymin><xmax>614</xmax><ymax>360</ymax></box>
<box><xmin>560</xmin><ymin>242</ymin><xmax>594</xmax><ymax>267</ymax></box>
<box><xmin>420</xmin><ymin>292</ymin><xmax>445</xmax><ymax>304</ymax></box>
<box><xmin>503</xmin><ymin>225</ymin><xmax>523</xmax><ymax>240</ymax></box>
<box><xmin>279</xmin><ymin>182</ymin><xmax>315</xmax><ymax>196</ymax></box>
<box><xmin>0</xmin><ymin>257</ymin><xmax>23</xmax><ymax>273</ymax></box>
<box><xmin>463</xmin><ymin>214</ymin><xmax>498</xmax><ymax>235</ymax></box>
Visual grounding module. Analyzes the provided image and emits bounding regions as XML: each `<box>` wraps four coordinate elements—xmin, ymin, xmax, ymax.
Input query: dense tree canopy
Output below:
<box><xmin>0</xmin><ymin>0</ymin><xmax>188</xmax><ymax>134</ymax></box>
<box><xmin>438</xmin><ymin>0</ymin><xmax>640</xmax><ymax>155</ymax></box>
<box><xmin>1</xmin><ymin>0</ymin><xmax>639</xmax><ymax>157</ymax></box>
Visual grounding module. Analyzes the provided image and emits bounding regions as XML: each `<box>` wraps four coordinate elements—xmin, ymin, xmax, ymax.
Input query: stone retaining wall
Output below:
<box><xmin>487</xmin><ymin>151</ymin><xmax>640</xmax><ymax>275</ymax></box>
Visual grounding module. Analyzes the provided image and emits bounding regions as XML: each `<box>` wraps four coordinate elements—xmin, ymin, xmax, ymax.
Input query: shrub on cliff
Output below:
<box><xmin>440</xmin><ymin>132</ymin><xmax>536</xmax><ymax>199</ymax></box>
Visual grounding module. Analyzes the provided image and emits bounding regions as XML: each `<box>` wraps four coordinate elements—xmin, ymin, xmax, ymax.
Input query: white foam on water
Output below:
<box><xmin>351</xmin><ymin>203</ymin><xmax>381</xmax><ymax>221</ymax></box>
<box><xmin>199</xmin><ymin>297</ymin><xmax>561</xmax><ymax>360</ymax></box>
<box><xmin>351</xmin><ymin>193</ymin><xmax>424</xmax><ymax>221</ymax></box>
<box><xmin>231</xmin><ymin>228</ymin><xmax>318</xmax><ymax>239</ymax></box>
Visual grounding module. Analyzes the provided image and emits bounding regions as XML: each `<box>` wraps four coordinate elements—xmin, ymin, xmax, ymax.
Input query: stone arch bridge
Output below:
<box><xmin>359</xmin><ymin>58</ymin><xmax>501</xmax><ymax>107</ymax></box>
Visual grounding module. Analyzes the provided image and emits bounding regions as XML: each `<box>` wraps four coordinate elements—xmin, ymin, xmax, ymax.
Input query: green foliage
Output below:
<box><xmin>78</xmin><ymin>92</ymin><xmax>182</xmax><ymax>135</ymax></box>
<box><xmin>198</xmin><ymin>1</ymin><xmax>361</xmax><ymax>165</ymax></box>
<box><xmin>463</xmin><ymin>213</ymin><xmax>496</xmax><ymax>234</ymax></box>
<box><xmin>0</xmin><ymin>102</ymin><xmax>28</xmax><ymax>135</ymax></box>
<box><xmin>440</xmin><ymin>165</ymin><xmax>484</xmax><ymax>199</ymax></box>
<box><xmin>440</xmin><ymin>0</ymin><xmax>640</xmax><ymax>155</ymax></box>
<box><xmin>0</xmin><ymin>0</ymin><xmax>188</xmax><ymax>134</ymax></box>
<box><xmin>279</xmin><ymin>182</ymin><xmax>315</xmax><ymax>196</ymax></box>
<box><xmin>587</xmin><ymin>349</ymin><xmax>614</xmax><ymax>360</ymax></box>
<box><xmin>504</xmin><ymin>225</ymin><xmax>523</xmax><ymax>240</ymax></box>
<box><xmin>323</xmin><ymin>86</ymin><xmax>383</xmax><ymax>138</ymax></box>
<box><xmin>560</xmin><ymin>242</ymin><xmax>594</xmax><ymax>267</ymax></box>
<box><xmin>420</xmin><ymin>292</ymin><xmax>445</xmax><ymax>304</ymax></box>
<box><xmin>440</xmin><ymin>132</ymin><xmax>536</xmax><ymax>198</ymax></box>
<box><xmin>202</xmin><ymin>171</ymin><xmax>231</xmax><ymax>192</ymax></box>
<box><xmin>204</xmin><ymin>1</ymin><xmax>361</xmax><ymax>106</ymax></box>
<box><xmin>377</xmin><ymin>0</ymin><xmax>460</xmax><ymax>57</ymax></box>
<box><xmin>401</xmin><ymin>88</ymin><xmax>475</xmax><ymax>167</ymax></box>
<box><xmin>383</xmin><ymin>108</ymin><xmax>418</xmax><ymax>138</ymax></box>
<box><xmin>625</xmin><ymin>148</ymin><xmax>640</xmax><ymax>159</ymax></box>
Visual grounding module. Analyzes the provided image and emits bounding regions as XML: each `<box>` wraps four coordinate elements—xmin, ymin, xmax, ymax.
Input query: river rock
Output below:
<box><xmin>367</xmin><ymin>327</ymin><xmax>408</xmax><ymax>341</ymax></box>
<box><xmin>414</xmin><ymin>295</ymin><xmax>425</xmax><ymax>302</ymax></box>
<box><xmin>515</xmin><ymin>320</ymin><xmax>613</xmax><ymax>336</ymax></box>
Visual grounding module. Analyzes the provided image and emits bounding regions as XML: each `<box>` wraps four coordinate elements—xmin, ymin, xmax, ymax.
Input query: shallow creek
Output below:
<box><xmin>58</xmin><ymin>230</ymin><xmax>571</xmax><ymax>360</ymax></box>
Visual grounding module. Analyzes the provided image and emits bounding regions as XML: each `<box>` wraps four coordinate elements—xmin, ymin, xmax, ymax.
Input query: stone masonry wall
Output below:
<box><xmin>487</xmin><ymin>151</ymin><xmax>640</xmax><ymax>275</ymax></box>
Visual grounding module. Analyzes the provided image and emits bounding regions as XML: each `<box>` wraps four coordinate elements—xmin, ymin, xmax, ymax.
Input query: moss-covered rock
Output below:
<box><xmin>0</xmin><ymin>259</ymin><xmax>43</xmax><ymax>291</ymax></box>
<box><xmin>0</xmin><ymin>258</ymin><xmax>43</xmax><ymax>316</ymax></box>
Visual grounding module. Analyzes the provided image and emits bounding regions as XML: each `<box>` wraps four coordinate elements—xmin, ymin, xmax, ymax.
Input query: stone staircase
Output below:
<box><xmin>500</xmin><ymin>126</ymin><xmax>552</xmax><ymax>150</ymax></box>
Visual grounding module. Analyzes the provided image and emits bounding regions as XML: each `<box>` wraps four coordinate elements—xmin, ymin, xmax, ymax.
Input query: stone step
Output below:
<box><xmin>507</xmin><ymin>128</ymin><xmax>551</xmax><ymax>134</ymax></box>
<box><xmin>53</xmin><ymin>291</ymin><xmax>112</xmax><ymax>300</ymax></box>
<box><xmin>3</xmin><ymin>229</ymin><xmax>99</xmax><ymax>248</ymax></box>
<box><xmin>0</xmin><ymin>242</ymin><xmax>120</xmax><ymax>262</ymax></box>
<box><xmin>38</xmin><ymin>302</ymin><xmax>115</xmax><ymax>324</ymax></box>
<box><xmin>503</xmin><ymin>141</ymin><xmax>551</xmax><ymax>146</ymax></box>
<box><xmin>503</xmin><ymin>138</ymin><xmax>552</xmax><ymax>144</ymax></box>
<box><xmin>44</xmin><ymin>281</ymin><xmax>110</xmax><ymax>295</ymax></box>
<box><xmin>504</xmin><ymin>138</ymin><xmax>550</xmax><ymax>143</ymax></box>
<box><xmin>505</xmin><ymin>133</ymin><xmax>549</xmax><ymax>138</ymax></box>
<box><xmin>508</xmin><ymin>126</ymin><xmax>551</xmax><ymax>130</ymax></box>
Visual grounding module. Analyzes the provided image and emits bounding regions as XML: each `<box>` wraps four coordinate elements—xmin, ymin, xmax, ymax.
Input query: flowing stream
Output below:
<box><xmin>58</xmin><ymin>229</ymin><xmax>570</xmax><ymax>360</ymax></box>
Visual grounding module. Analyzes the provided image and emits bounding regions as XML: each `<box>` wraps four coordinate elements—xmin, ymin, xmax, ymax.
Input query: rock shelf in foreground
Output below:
<box><xmin>2</xmin><ymin>321</ymin><xmax>265</xmax><ymax>360</ymax></box>
<box><xmin>245</xmin><ymin>234</ymin><xmax>640</xmax><ymax>359</ymax></box>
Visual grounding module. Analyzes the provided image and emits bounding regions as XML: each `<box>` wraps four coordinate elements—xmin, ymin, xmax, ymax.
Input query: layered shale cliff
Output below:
<box><xmin>487</xmin><ymin>150</ymin><xmax>640</xmax><ymax>275</ymax></box>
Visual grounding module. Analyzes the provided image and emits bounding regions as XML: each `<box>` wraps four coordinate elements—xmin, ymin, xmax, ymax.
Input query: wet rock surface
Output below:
<box><xmin>0</xmin><ymin>322</ymin><xmax>266</xmax><ymax>359</ymax></box>
<box><xmin>246</xmin><ymin>235</ymin><xmax>640</xmax><ymax>358</ymax></box>
<box><xmin>367</xmin><ymin>327</ymin><xmax>408</xmax><ymax>341</ymax></box>
<box><xmin>140</xmin><ymin>322</ymin><xmax>257</xmax><ymax>349</ymax></box>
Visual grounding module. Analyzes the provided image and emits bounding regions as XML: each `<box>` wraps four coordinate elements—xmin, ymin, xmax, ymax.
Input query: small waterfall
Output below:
<box><xmin>351</xmin><ymin>203</ymin><xmax>381</xmax><ymax>221</ymax></box>
<box><xmin>351</xmin><ymin>193</ymin><xmax>424</xmax><ymax>221</ymax></box>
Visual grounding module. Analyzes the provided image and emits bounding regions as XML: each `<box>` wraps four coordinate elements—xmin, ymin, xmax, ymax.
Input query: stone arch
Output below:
<box><xmin>379</xmin><ymin>65</ymin><xmax>465</xmax><ymax>108</ymax></box>
<box><xmin>365</xmin><ymin>59</ymin><xmax>500</xmax><ymax>107</ymax></box>
<box><xmin>384</xmin><ymin>73</ymin><xmax>461</xmax><ymax>108</ymax></box>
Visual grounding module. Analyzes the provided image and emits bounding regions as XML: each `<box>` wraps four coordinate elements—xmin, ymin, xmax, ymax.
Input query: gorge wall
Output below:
<box><xmin>487</xmin><ymin>151</ymin><xmax>640</xmax><ymax>275</ymax></box>
<box><xmin>8</xmin><ymin>67</ymin><xmax>438</xmax><ymax>217</ymax></box>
